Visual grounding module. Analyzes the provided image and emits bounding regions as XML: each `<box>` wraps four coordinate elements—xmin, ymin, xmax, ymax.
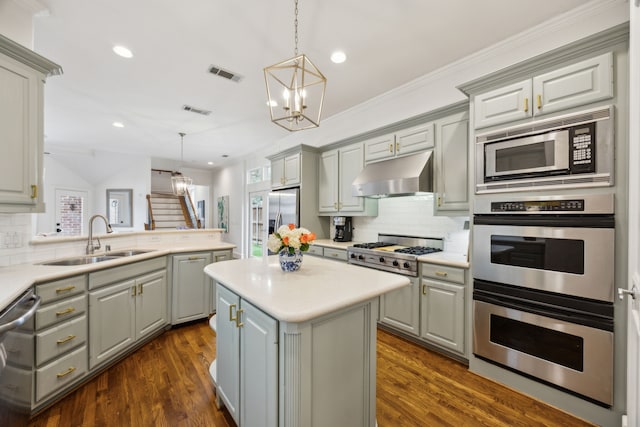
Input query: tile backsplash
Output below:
<box><xmin>350</xmin><ymin>194</ymin><xmax>468</xmax><ymax>246</ymax></box>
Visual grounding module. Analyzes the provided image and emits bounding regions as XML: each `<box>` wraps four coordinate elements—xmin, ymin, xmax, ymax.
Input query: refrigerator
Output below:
<box><xmin>268</xmin><ymin>187</ymin><xmax>300</xmax><ymax>254</ymax></box>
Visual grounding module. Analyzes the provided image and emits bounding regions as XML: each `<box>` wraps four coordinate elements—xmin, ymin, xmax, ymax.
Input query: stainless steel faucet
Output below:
<box><xmin>87</xmin><ymin>215</ymin><xmax>114</xmax><ymax>254</ymax></box>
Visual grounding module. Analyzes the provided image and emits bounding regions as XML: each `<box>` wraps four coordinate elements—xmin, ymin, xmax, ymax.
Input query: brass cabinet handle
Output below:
<box><xmin>395</xmin><ymin>142</ymin><xmax>400</xmax><ymax>152</ymax></box>
<box><xmin>334</xmin><ymin>202</ymin><xmax>338</xmax><ymax>210</ymax></box>
<box><xmin>137</xmin><ymin>283</ymin><xmax>143</xmax><ymax>295</ymax></box>
<box><xmin>422</xmin><ymin>284</ymin><xmax>427</xmax><ymax>295</ymax></box>
<box><xmin>31</xmin><ymin>185</ymin><xmax>38</xmax><ymax>199</ymax></box>
<box><xmin>188</xmin><ymin>256</ymin><xmax>203</xmax><ymax>261</ymax></box>
<box><xmin>437</xmin><ymin>196</ymin><xmax>442</xmax><ymax>207</ymax></box>
<box><xmin>56</xmin><ymin>335</ymin><xmax>76</xmax><ymax>344</ymax></box>
<box><xmin>55</xmin><ymin>307</ymin><xmax>75</xmax><ymax>316</ymax></box>
<box><xmin>536</xmin><ymin>94</ymin><xmax>542</xmax><ymax>110</ymax></box>
<box><xmin>131</xmin><ymin>286</ymin><xmax>136</xmax><ymax>297</ymax></box>
<box><xmin>389</xmin><ymin>143</ymin><xmax>393</xmax><ymax>153</ymax></box>
<box><xmin>229</xmin><ymin>304</ymin><xmax>237</xmax><ymax>322</ymax></box>
<box><xmin>56</xmin><ymin>367</ymin><xmax>76</xmax><ymax>378</ymax></box>
<box><xmin>435</xmin><ymin>271</ymin><xmax>448</xmax><ymax>277</ymax></box>
<box><xmin>524</xmin><ymin>97</ymin><xmax>529</xmax><ymax>113</ymax></box>
<box><xmin>331</xmin><ymin>253</ymin><xmax>338</xmax><ymax>257</ymax></box>
<box><xmin>236</xmin><ymin>309</ymin><xmax>244</xmax><ymax>328</ymax></box>
<box><xmin>55</xmin><ymin>285</ymin><xmax>76</xmax><ymax>294</ymax></box>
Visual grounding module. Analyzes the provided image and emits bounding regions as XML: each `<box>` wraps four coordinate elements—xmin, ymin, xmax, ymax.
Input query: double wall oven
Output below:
<box><xmin>472</xmin><ymin>193</ymin><xmax>615</xmax><ymax>407</ymax></box>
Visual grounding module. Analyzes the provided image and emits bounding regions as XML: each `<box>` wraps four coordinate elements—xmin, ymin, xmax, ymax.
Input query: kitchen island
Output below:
<box><xmin>204</xmin><ymin>255</ymin><xmax>409</xmax><ymax>427</ymax></box>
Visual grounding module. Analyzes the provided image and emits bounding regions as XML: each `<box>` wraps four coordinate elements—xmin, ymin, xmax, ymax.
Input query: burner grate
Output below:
<box><xmin>394</xmin><ymin>246</ymin><xmax>443</xmax><ymax>256</ymax></box>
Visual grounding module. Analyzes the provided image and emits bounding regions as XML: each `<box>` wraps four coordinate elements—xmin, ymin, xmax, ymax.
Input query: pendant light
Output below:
<box><xmin>171</xmin><ymin>132</ymin><xmax>192</xmax><ymax>196</ymax></box>
<box><xmin>264</xmin><ymin>0</ymin><xmax>326</xmax><ymax>131</ymax></box>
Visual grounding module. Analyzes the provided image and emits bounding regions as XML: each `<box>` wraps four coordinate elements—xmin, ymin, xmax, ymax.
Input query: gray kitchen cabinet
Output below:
<box><xmin>33</xmin><ymin>275</ymin><xmax>88</xmax><ymax>403</ymax></box>
<box><xmin>216</xmin><ymin>284</ymin><xmax>278</xmax><ymax>427</ymax></box>
<box><xmin>172</xmin><ymin>252</ymin><xmax>212</xmax><ymax>324</ymax></box>
<box><xmin>270</xmin><ymin>151</ymin><xmax>300</xmax><ymax>189</ymax></box>
<box><xmin>318</xmin><ymin>142</ymin><xmax>377</xmax><ymax>215</ymax></box>
<box><xmin>0</xmin><ymin>34</ymin><xmax>61</xmax><ymax>212</ymax></box>
<box><xmin>434</xmin><ymin>110</ymin><xmax>469</xmax><ymax>214</ymax></box>
<box><xmin>420</xmin><ymin>264</ymin><xmax>466</xmax><ymax>355</ymax></box>
<box><xmin>306</xmin><ymin>245</ymin><xmax>347</xmax><ymax>262</ymax></box>
<box><xmin>474</xmin><ymin>52</ymin><xmax>613</xmax><ymax>129</ymax></box>
<box><xmin>213</xmin><ymin>249</ymin><xmax>232</xmax><ymax>262</ymax></box>
<box><xmin>88</xmin><ymin>258</ymin><xmax>168</xmax><ymax>369</ymax></box>
<box><xmin>379</xmin><ymin>276</ymin><xmax>420</xmax><ymax>336</ymax></box>
<box><xmin>364</xmin><ymin>122</ymin><xmax>434</xmax><ymax>163</ymax></box>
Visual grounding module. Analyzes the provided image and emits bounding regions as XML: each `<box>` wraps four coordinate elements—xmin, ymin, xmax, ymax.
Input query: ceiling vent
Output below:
<box><xmin>208</xmin><ymin>64</ymin><xmax>243</xmax><ymax>82</ymax></box>
<box><xmin>182</xmin><ymin>105</ymin><xmax>212</xmax><ymax>116</ymax></box>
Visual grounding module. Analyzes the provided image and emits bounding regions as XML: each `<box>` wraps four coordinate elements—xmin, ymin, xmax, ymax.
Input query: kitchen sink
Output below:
<box><xmin>41</xmin><ymin>255</ymin><xmax>122</xmax><ymax>266</ymax></box>
<box><xmin>106</xmin><ymin>249</ymin><xmax>154</xmax><ymax>257</ymax></box>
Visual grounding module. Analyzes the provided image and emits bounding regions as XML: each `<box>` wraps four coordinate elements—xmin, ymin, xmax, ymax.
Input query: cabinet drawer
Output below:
<box><xmin>36</xmin><ymin>345</ymin><xmax>87</xmax><ymax>402</ymax></box>
<box><xmin>36</xmin><ymin>275</ymin><xmax>86</xmax><ymax>304</ymax></box>
<box><xmin>36</xmin><ymin>295</ymin><xmax>87</xmax><ymax>330</ymax></box>
<box><xmin>89</xmin><ymin>256</ymin><xmax>166</xmax><ymax>290</ymax></box>
<box><xmin>421</xmin><ymin>264</ymin><xmax>464</xmax><ymax>284</ymax></box>
<box><xmin>323</xmin><ymin>248</ymin><xmax>347</xmax><ymax>261</ymax></box>
<box><xmin>307</xmin><ymin>245</ymin><xmax>323</xmax><ymax>256</ymax></box>
<box><xmin>36</xmin><ymin>315</ymin><xmax>87</xmax><ymax>367</ymax></box>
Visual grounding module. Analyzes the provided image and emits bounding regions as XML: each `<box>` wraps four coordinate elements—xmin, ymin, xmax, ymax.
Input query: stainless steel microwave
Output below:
<box><xmin>475</xmin><ymin>106</ymin><xmax>614</xmax><ymax>193</ymax></box>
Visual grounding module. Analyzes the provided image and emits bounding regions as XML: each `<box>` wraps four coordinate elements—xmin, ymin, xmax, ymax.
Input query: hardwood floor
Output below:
<box><xmin>28</xmin><ymin>320</ymin><xmax>595</xmax><ymax>427</ymax></box>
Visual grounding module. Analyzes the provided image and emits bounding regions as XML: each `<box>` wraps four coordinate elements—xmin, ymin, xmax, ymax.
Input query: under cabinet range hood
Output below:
<box><xmin>352</xmin><ymin>151</ymin><xmax>433</xmax><ymax>198</ymax></box>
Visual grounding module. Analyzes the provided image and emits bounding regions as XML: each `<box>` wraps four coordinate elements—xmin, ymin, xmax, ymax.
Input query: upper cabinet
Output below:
<box><xmin>0</xmin><ymin>34</ymin><xmax>62</xmax><ymax>213</ymax></box>
<box><xmin>270</xmin><ymin>151</ymin><xmax>301</xmax><ymax>188</ymax></box>
<box><xmin>364</xmin><ymin>122</ymin><xmax>434</xmax><ymax>163</ymax></box>
<box><xmin>474</xmin><ymin>52</ymin><xmax>613</xmax><ymax>129</ymax></box>
<box><xmin>318</xmin><ymin>142</ymin><xmax>377</xmax><ymax>215</ymax></box>
<box><xmin>434</xmin><ymin>110</ymin><xmax>469</xmax><ymax>214</ymax></box>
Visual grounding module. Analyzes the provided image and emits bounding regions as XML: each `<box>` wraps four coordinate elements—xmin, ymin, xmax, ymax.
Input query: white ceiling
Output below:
<box><xmin>33</xmin><ymin>0</ymin><xmax>586</xmax><ymax>171</ymax></box>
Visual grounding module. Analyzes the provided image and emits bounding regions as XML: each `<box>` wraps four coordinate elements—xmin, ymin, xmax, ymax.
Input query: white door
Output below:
<box><xmin>54</xmin><ymin>189</ymin><xmax>88</xmax><ymax>236</ymax></box>
<box><xmin>249</xmin><ymin>191</ymin><xmax>268</xmax><ymax>257</ymax></box>
<box><xmin>627</xmin><ymin>3</ymin><xmax>640</xmax><ymax>426</ymax></box>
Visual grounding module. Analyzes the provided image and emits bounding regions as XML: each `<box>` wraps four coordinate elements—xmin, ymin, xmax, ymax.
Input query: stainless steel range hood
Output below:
<box><xmin>352</xmin><ymin>151</ymin><xmax>433</xmax><ymax>198</ymax></box>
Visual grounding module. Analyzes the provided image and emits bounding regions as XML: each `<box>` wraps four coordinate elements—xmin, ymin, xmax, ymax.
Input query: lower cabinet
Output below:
<box><xmin>306</xmin><ymin>245</ymin><xmax>347</xmax><ymax>262</ymax></box>
<box><xmin>420</xmin><ymin>264</ymin><xmax>466</xmax><ymax>355</ymax></box>
<box><xmin>89</xmin><ymin>259</ymin><xmax>168</xmax><ymax>369</ymax></box>
<box><xmin>172</xmin><ymin>252</ymin><xmax>212</xmax><ymax>324</ymax></box>
<box><xmin>216</xmin><ymin>284</ymin><xmax>277</xmax><ymax>427</ymax></box>
<box><xmin>379</xmin><ymin>276</ymin><xmax>420</xmax><ymax>336</ymax></box>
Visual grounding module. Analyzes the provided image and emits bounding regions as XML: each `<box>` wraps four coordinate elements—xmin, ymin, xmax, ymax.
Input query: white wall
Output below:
<box><xmin>212</xmin><ymin>160</ymin><xmax>245</xmax><ymax>258</ymax></box>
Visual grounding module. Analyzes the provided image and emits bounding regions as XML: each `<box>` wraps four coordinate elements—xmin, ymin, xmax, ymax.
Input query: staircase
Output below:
<box><xmin>146</xmin><ymin>193</ymin><xmax>198</xmax><ymax>230</ymax></box>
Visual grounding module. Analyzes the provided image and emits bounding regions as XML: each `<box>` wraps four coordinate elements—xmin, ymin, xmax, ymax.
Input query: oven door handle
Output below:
<box><xmin>0</xmin><ymin>294</ymin><xmax>41</xmax><ymax>335</ymax></box>
<box><xmin>473</xmin><ymin>215</ymin><xmax>614</xmax><ymax>228</ymax></box>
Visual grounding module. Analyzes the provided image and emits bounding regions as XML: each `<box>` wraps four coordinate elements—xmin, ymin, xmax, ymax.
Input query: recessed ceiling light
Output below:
<box><xmin>331</xmin><ymin>51</ymin><xmax>346</xmax><ymax>64</ymax></box>
<box><xmin>112</xmin><ymin>121</ymin><xmax>124</xmax><ymax>128</ymax></box>
<box><xmin>113</xmin><ymin>45</ymin><xmax>133</xmax><ymax>58</ymax></box>
<box><xmin>207</xmin><ymin>161</ymin><xmax>214</xmax><ymax>165</ymax></box>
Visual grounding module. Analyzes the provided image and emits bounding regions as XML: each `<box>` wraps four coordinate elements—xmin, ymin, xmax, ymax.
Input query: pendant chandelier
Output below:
<box><xmin>264</xmin><ymin>0</ymin><xmax>326</xmax><ymax>131</ymax></box>
<box><xmin>171</xmin><ymin>132</ymin><xmax>192</xmax><ymax>196</ymax></box>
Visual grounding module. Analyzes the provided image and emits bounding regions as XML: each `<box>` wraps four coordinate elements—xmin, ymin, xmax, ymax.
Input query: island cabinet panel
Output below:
<box><xmin>172</xmin><ymin>252</ymin><xmax>212</xmax><ymax>324</ymax></box>
<box><xmin>379</xmin><ymin>276</ymin><xmax>420</xmax><ymax>336</ymax></box>
<box><xmin>216</xmin><ymin>284</ymin><xmax>277</xmax><ymax>427</ymax></box>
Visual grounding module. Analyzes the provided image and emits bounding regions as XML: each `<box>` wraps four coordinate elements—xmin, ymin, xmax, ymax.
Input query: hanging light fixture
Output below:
<box><xmin>171</xmin><ymin>132</ymin><xmax>192</xmax><ymax>196</ymax></box>
<box><xmin>264</xmin><ymin>0</ymin><xmax>326</xmax><ymax>131</ymax></box>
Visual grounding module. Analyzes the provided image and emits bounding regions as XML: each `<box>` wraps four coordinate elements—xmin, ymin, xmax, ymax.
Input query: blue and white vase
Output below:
<box><xmin>279</xmin><ymin>249</ymin><xmax>303</xmax><ymax>272</ymax></box>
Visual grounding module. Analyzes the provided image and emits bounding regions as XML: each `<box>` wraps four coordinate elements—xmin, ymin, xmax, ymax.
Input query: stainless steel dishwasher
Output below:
<box><xmin>0</xmin><ymin>289</ymin><xmax>41</xmax><ymax>426</ymax></box>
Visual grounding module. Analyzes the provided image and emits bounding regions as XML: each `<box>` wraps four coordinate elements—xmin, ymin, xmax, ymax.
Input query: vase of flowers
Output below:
<box><xmin>267</xmin><ymin>224</ymin><xmax>316</xmax><ymax>272</ymax></box>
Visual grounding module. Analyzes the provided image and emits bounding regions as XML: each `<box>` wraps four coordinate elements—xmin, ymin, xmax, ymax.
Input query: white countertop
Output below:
<box><xmin>0</xmin><ymin>242</ymin><xmax>235</xmax><ymax>312</ymax></box>
<box><xmin>204</xmin><ymin>255</ymin><xmax>409</xmax><ymax>323</ymax></box>
<box><xmin>418</xmin><ymin>251</ymin><xmax>470</xmax><ymax>269</ymax></box>
<box><xmin>311</xmin><ymin>239</ymin><xmax>359</xmax><ymax>250</ymax></box>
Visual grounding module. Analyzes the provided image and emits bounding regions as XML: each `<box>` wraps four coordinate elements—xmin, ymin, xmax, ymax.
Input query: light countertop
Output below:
<box><xmin>311</xmin><ymin>239</ymin><xmax>359</xmax><ymax>250</ymax></box>
<box><xmin>0</xmin><ymin>242</ymin><xmax>235</xmax><ymax>312</ymax></box>
<box><xmin>205</xmin><ymin>255</ymin><xmax>409</xmax><ymax>323</ymax></box>
<box><xmin>418</xmin><ymin>251</ymin><xmax>470</xmax><ymax>269</ymax></box>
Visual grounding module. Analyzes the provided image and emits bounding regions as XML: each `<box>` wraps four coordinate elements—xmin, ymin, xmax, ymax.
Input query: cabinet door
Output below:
<box><xmin>318</xmin><ymin>149</ymin><xmax>339</xmax><ymax>213</ymax></box>
<box><xmin>420</xmin><ymin>279</ymin><xmax>465</xmax><ymax>354</ymax></box>
<box><xmin>338</xmin><ymin>143</ymin><xmax>365</xmax><ymax>212</ymax></box>
<box><xmin>435</xmin><ymin>111</ymin><xmax>469</xmax><ymax>213</ymax></box>
<box><xmin>364</xmin><ymin>133</ymin><xmax>395</xmax><ymax>162</ymax></box>
<box><xmin>216</xmin><ymin>284</ymin><xmax>240</xmax><ymax>424</ymax></box>
<box><xmin>379</xmin><ymin>277</ymin><xmax>420</xmax><ymax>336</ymax></box>
<box><xmin>474</xmin><ymin>79</ymin><xmax>532</xmax><ymax>129</ymax></box>
<box><xmin>239</xmin><ymin>299</ymin><xmax>278</xmax><ymax>427</ymax></box>
<box><xmin>395</xmin><ymin>122</ymin><xmax>434</xmax><ymax>155</ymax></box>
<box><xmin>89</xmin><ymin>280</ymin><xmax>136</xmax><ymax>369</ymax></box>
<box><xmin>213</xmin><ymin>250</ymin><xmax>232</xmax><ymax>262</ymax></box>
<box><xmin>270</xmin><ymin>157</ymin><xmax>285</xmax><ymax>188</ymax></box>
<box><xmin>172</xmin><ymin>253</ymin><xmax>212</xmax><ymax>324</ymax></box>
<box><xmin>136</xmin><ymin>270</ymin><xmax>168</xmax><ymax>340</ymax></box>
<box><xmin>283</xmin><ymin>152</ymin><xmax>301</xmax><ymax>186</ymax></box>
<box><xmin>533</xmin><ymin>52</ymin><xmax>613</xmax><ymax>116</ymax></box>
<box><xmin>0</xmin><ymin>54</ymin><xmax>42</xmax><ymax>209</ymax></box>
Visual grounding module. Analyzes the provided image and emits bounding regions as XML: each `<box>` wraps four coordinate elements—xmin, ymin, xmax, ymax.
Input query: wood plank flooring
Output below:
<box><xmin>28</xmin><ymin>320</ymin><xmax>596</xmax><ymax>427</ymax></box>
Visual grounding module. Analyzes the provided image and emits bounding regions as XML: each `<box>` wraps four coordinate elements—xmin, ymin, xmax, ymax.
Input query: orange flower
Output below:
<box><xmin>309</xmin><ymin>232</ymin><xmax>316</xmax><ymax>241</ymax></box>
<box><xmin>288</xmin><ymin>223</ymin><xmax>295</xmax><ymax>230</ymax></box>
<box><xmin>282</xmin><ymin>236</ymin><xmax>289</xmax><ymax>245</ymax></box>
<box><xmin>301</xmin><ymin>234</ymin><xmax>310</xmax><ymax>243</ymax></box>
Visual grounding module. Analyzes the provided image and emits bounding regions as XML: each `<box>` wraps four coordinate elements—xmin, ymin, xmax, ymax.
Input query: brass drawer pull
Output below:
<box><xmin>422</xmin><ymin>284</ymin><xmax>427</xmax><ymax>295</ymax></box>
<box><xmin>389</xmin><ymin>143</ymin><xmax>393</xmax><ymax>153</ymax></box>
<box><xmin>55</xmin><ymin>285</ymin><xmax>76</xmax><ymax>294</ymax></box>
<box><xmin>57</xmin><ymin>335</ymin><xmax>77</xmax><ymax>344</ymax></box>
<box><xmin>188</xmin><ymin>256</ymin><xmax>203</xmax><ymax>261</ymax></box>
<box><xmin>536</xmin><ymin>94</ymin><xmax>542</xmax><ymax>110</ymax></box>
<box><xmin>229</xmin><ymin>304</ymin><xmax>237</xmax><ymax>322</ymax></box>
<box><xmin>56</xmin><ymin>367</ymin><xmax>76</xmax><ymax>378</ymax></box>
<box><xmin>137</xmin><ymin>283</ymin><xmax>143</xmax><ymax>295</ymax></box>
<box><xmin>131</xmin><ymin>286</ymin><xmax>136</xmax><ymax>297</ymax></box>
<box><xmin>31</xmin><ymin>185</ymin><xmax>38</xmax><ymax>199</ymax></box>
<box><xmin>435</xmin><ymin>271</ymin><xmax>448</xmax><ymax>277</ymax></box>
<box><xmin>55</xmin><ymin>307</ymin><xmax>75</xmax><ymax>316</ymax></box>
<box><xmin>395</xmin><ymin>142</ymin><xmax>400</xmax><ymax>152</ymax></box>
<box><xmin>524</xmin><ymin>97</ymin><xmax>529</xmax><ymax>113</ymax></box>
<box><xmin>236</xmin><ymin>309</ymin><xmax>244</xmax><ymax>328</ymax></box>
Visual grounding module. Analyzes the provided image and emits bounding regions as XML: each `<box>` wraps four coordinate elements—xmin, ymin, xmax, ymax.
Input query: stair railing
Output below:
<box><xmin>145</xmin><ymin>194</ymin><xmax>156</xmax><ymax>230</ymax></box>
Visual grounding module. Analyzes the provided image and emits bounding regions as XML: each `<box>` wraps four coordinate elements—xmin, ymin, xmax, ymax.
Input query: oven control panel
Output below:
<box><xmin>491</xmin><ymin>199</ymin><xmax>585</xmax><ymax>212</ymax></box>
<box><xmin>569</xmin><ymin>122</ymin><xmax>596</xmax><ymax>174</ymax></box>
